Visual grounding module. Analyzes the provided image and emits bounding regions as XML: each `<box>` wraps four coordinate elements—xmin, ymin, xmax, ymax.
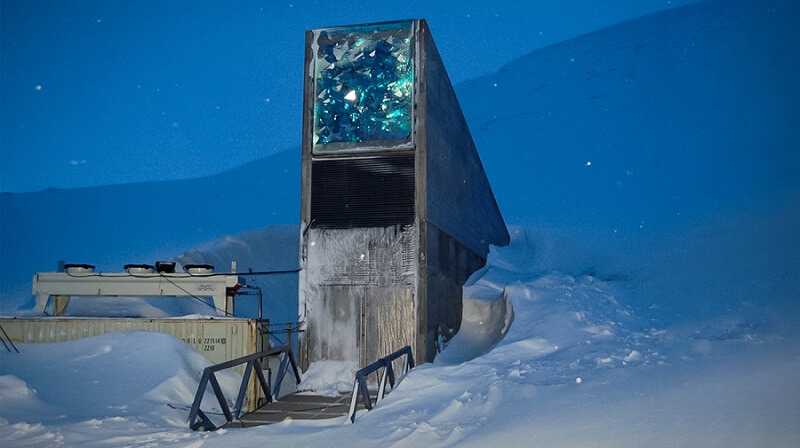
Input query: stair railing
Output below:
<box><xmin>188</xmin><ymin>345</ymin><xmax>301</xmax><ymax>431</ymax></box>
<box><xmin>347</xmin><ymin>345</ymin><xmax>414</xmax><ymax>423</ymax></box>
<box><xmin>0</xmin><ymin>324</ymin><xmax>19</xmax><ymax>353</ymax></box>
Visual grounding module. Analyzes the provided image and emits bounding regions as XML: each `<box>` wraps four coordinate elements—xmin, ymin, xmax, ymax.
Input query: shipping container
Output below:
<box><xmin>0</xmin><ymin>317</ymin><xmax>282</xmax><ymax>411</ymax></box>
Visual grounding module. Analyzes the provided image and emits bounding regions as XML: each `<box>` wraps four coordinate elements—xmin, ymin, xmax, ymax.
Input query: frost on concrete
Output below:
<box><xmin>300</xmin><ymin>225</ymin><xmax>418</xmax><ymax>364</ymax></box>
<box><xmin>303</xmin><ymin>225</ymin><xmax>417</xmax><ymax>288</ymax></box>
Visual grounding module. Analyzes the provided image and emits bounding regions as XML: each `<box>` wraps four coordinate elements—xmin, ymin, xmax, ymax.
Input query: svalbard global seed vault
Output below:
<box><xmin>298</xmin><ymin>19</ymin><xmax>509</xmax><ymax>369</ymax></box>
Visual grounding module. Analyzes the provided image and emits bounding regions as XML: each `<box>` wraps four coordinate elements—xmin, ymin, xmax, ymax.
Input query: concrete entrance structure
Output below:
<box><xmin>298</xmin><ymin>20</ymin><xmax>508</xmax><ymax>368</ymax></box>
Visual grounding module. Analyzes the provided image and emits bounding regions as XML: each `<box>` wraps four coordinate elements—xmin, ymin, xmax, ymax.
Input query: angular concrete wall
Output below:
<box><xmin>299</xmin><ymin>20</ymin><xmax>508</xmax><ymax>369</ymax></box>
<box><xmin>415</xmin><ymin>21</ymin><xmax>510</xmax><ymax>362</ymax></box>
<box><xmin>418</xmin><ymin>21</ymin><xmax>508</xmax><ymax>258</ymax></box>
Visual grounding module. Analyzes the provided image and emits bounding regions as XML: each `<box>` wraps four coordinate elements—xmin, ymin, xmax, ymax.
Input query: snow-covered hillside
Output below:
<box><xmin>0</xmin><ymin>150</ymin><xmax>299</xmax><ymax>314</ymax></box>
<box><xmin>457</xmin><ymin>0</ymin><xmax>800</xmax><ymax>330</ymax></box>
<box><xmin>463</xmin><ymin>0</ymin><xmax>800</xmax><ymax>232</ymax></box>
<box><xmin>1</xmin><ymin>0</ymin><xmax>799</xmax><ymax>446</ymax></box>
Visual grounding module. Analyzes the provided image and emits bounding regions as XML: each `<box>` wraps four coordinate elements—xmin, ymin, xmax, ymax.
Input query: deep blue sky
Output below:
<box><xmin>1</xmin><ymin>0</ymin><xmax>695</xmax><ymax>192</ymax></box>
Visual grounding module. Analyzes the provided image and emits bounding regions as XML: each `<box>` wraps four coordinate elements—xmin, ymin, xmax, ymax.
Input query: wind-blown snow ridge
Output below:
<box><xmin>440</xmin><ymin>229</ymin><xmax>665</xmax><ymax>373</ymax></box>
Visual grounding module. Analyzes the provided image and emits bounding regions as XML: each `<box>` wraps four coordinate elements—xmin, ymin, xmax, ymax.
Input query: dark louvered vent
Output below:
<box><xmin>311</xmin><ymin>155</ymin><xmax>415</xmax><ymax>228</ymax></box>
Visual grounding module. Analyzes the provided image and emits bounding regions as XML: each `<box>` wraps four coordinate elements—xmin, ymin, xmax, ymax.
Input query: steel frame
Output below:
<box><xmin>188</xmin><ymin>345</ymin><xmax>302</xmax><ymax>431</ymax></box>
<box><xmin>347</xmin><ymin>345</ymin><xmax>415</xmax><ymax>423</ymax></box>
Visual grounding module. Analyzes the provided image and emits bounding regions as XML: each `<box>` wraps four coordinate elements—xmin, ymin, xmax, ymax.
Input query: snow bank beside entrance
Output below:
<box><xmin>435</xmin><ymin>269</ymin><xmax>514</xmax><ymax>365</ymax></box>
<box><xmin>0</xmin><ymin>331</ymin><xmax>242</xmax><ymax>447</ymax></box>
<box><xmin>298</xmin><ymin>361</ymin><xmax>358</xmax><ymax>396</ymax></box>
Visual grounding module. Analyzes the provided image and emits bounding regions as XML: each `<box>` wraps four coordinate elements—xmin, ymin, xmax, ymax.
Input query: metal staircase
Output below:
<box><xmin>188</xmin><ymin>346</ymin><xmax>414</xmax><ymax>430</ymax></box>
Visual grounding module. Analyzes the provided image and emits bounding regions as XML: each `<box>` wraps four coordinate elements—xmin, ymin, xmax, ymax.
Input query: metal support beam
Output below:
<box><xmin>32</xmin><ymin>271</ymin><xmax>245</xmax><ymax>316</ymax></box>
<box><xmin>53</xmin><ymin>295</ymin><xmax>69</xmax><ymax>316</ymax></box>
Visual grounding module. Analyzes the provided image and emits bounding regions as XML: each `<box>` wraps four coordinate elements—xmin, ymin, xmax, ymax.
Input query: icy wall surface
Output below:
<box><xmin>301</xmin><ymin>226</ymin><xmax>418</xmax><ymax>365</ymax></box>
<box><xmin>313</xmin><ymin>21</ymin><xmax>414</xmax><ymax>151</ymax></box>
<box><xmin>304</xmin><ymin>226</ymin><xmax>417</xmax><ymax>287</ymax></box>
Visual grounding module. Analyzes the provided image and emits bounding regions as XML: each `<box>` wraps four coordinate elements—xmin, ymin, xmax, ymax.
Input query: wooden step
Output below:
<box><xmin>223</xmin><ymin>392</ymin><xmax>375</xmax><ymax>428</ymax></box>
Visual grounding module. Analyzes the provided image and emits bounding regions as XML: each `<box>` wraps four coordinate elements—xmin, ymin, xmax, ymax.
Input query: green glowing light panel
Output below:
<box><xmin>312</xmin><ymin>21</ymin><xmax>415</xmax><ymax>153</ymax></box>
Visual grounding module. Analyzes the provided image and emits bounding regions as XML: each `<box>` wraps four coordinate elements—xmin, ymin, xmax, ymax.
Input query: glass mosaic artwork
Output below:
<box><xmin>313</xmin><ymin>21</ymin><xmax>414</xmax><ymax>152</ymax></box>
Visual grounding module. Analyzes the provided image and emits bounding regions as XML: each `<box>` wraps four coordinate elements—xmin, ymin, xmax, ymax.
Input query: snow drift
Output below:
<box><xmin>0</xmin><ymin>331</ymin><xmax>241</xmax><ymax>447</ymax></box>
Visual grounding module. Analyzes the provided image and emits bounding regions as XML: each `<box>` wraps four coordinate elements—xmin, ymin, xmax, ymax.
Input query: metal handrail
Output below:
<box><xmin>187</xmin><ymin>345</ymin><xmax>301</xmax><ymax>431</ymax></box>
<box><xmin>347</xmin><ymin>346</ymin><xmax>414</xmax><ymax>423</ymax></box>
<box><xmin>0</xmin><ymin>324</ymin><xmax>19</xmax><ymax>353</ymax></box>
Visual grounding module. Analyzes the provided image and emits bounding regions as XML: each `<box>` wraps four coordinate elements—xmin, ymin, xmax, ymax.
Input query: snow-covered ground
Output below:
<box><xmin>2</xmin><ymin>226</ymin><xmax>798</xmax><ymax>447</ymax></box>
<box><xmin>2</xmin><ymin>0</ymin><xmax>799</xmax><ymax>446</ymax></box>
<box><xmin>0</xmin><ymin>332</ymin><xmax>242</xmax><ymax>447</ymax></box>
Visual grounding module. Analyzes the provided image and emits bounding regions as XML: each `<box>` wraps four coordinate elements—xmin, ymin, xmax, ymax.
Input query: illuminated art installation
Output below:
<box><xmin>313</xmin><ymin>21</ymin><xmax>414</xmax><ymax>150</ymax></box>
